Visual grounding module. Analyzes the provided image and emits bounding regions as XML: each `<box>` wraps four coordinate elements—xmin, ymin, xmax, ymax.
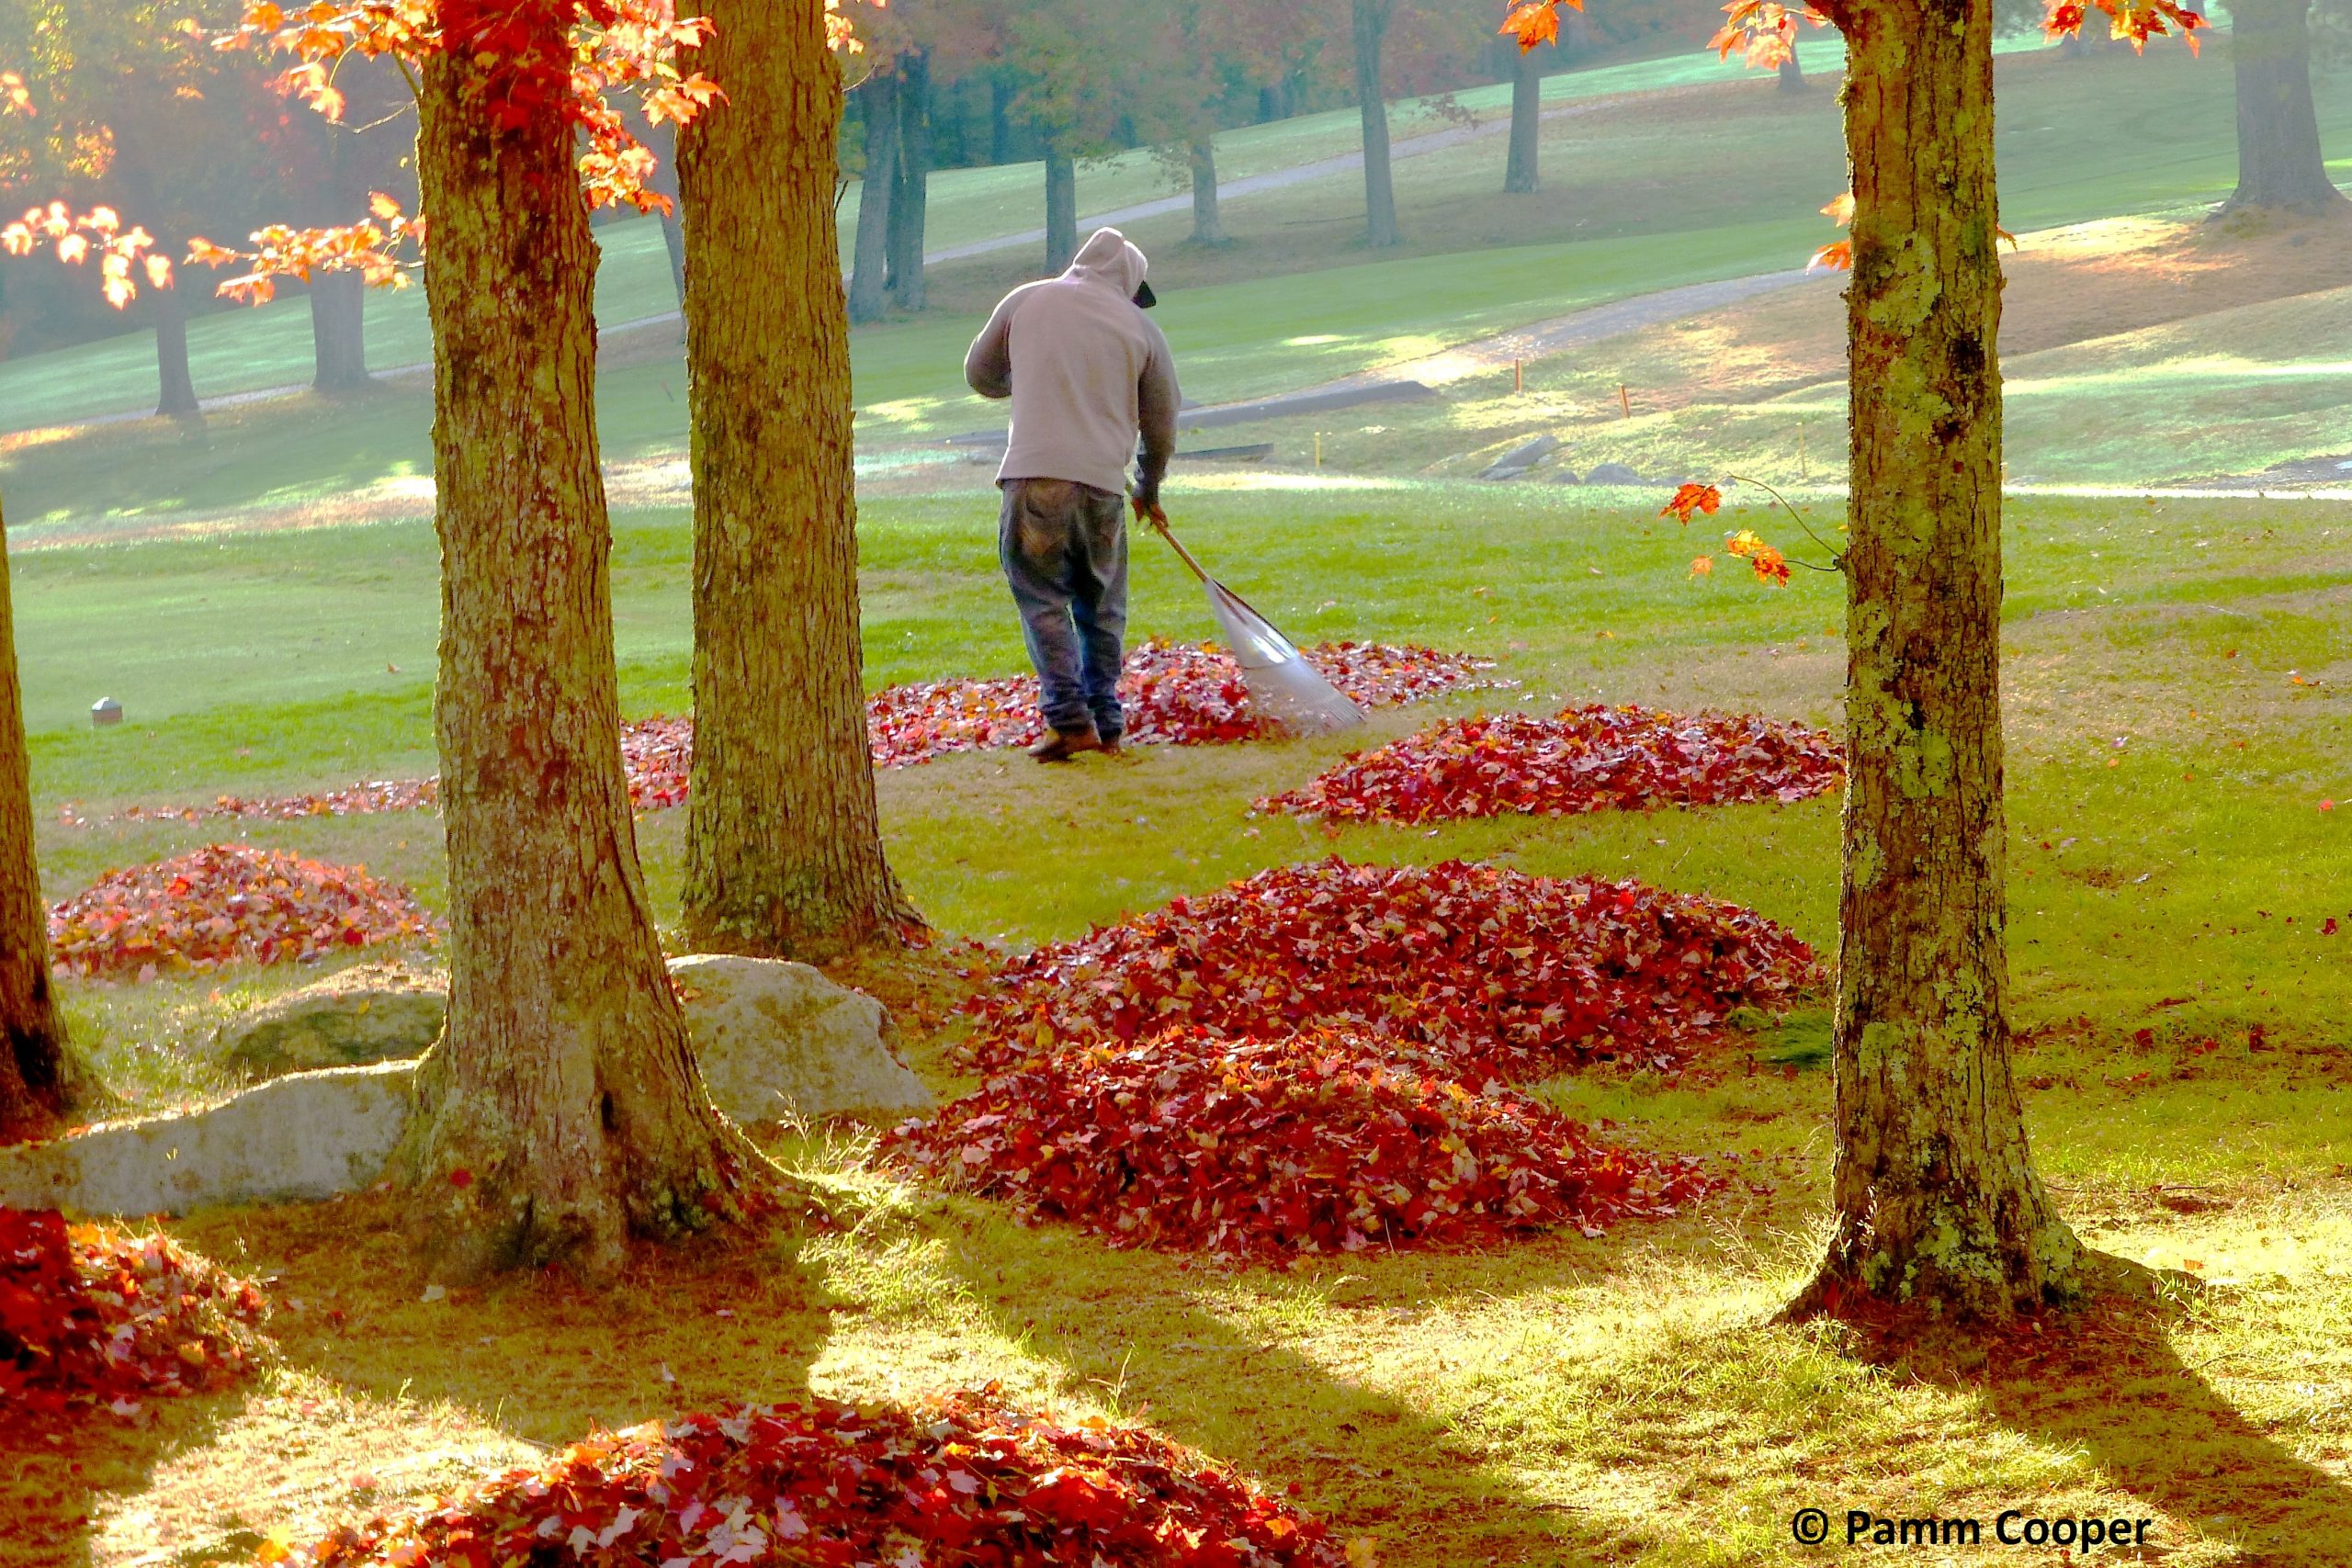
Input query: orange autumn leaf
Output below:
<box><xmin>1499</xmin><ymin>0</ymin><xmax>1584</xmax><ymax>51</ymax></box>
<box><xmin>1661</xmin><ymin>483</ymin><xmax>1724</xmax><ymax>525</ymax></box>
<box><xmin>1690</xmin><ymin>555</ymin><xmax>1715</xmax><ymax>578</ymax></box>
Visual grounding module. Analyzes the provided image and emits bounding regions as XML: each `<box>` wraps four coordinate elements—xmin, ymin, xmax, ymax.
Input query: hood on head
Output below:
<box><xmin>1066</xmin><ymin>226</ymin><xmax>1149</xmax><ymax>301</ymax></box>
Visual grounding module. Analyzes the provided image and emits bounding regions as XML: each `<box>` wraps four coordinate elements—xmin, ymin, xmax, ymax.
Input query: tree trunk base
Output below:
<box><xmin>1782</xmin><ymin>1203</ymin><xmax>2086</xmax><ymax>1327</ymax></box>
<box><xmin>396</xmin><ymin>1049</ymin><xmax>805</xmax><ymax>1281</ymax></box>
<box><xmin>1779</xmin><ymin>1249</ymin><xmax>2170</xmax><ymax>1347</ymax></box>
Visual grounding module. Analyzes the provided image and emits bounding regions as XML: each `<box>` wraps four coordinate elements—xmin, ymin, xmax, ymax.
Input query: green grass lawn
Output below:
<box><xmin>15</xmin><ymin>481</ymin><xmax>2352</xmax><ymax>1566</ymax></box>
<box><xmin>6</xmin><ymin>43</ymin><xmax>2345</xmax><ymax>539</ymax></box>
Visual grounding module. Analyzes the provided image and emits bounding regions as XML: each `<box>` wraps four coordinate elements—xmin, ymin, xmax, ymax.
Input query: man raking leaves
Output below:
<box><xmin>966</xmin><ymin>227</ymin><xmax>1178</xmax><ymax>762</ymax></box>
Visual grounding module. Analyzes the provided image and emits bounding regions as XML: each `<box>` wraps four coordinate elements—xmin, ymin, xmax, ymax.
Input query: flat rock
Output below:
<box><xmin>668</xmin><ymin>954</ymin><xmax>933</xmax><ymax>1124</ymax></box>
<box><xmin>1583</xmin><ymin>461</ymin><xmax>1645</xmax><ymax>486</ymax></box>
<box><xmin>0</xmin><ymin>1062</ymin><xmax>416</xmax><ymax>1217</ymax></box>
<box><xmin>216</xmin><ymin>960</ymin><xmax>448</xmax><ymax>1078</ymax></box>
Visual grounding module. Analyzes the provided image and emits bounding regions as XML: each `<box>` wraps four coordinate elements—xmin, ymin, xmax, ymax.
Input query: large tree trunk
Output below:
<box><xmin>1793</xmin><ymin>0</ymin><xmax>2081</xmax><ymax>1323</ymax></box>
<box><xmin>151</xmin><ymin>270</ymin><xmax>200</xmax><ymax>420</ymax></box>
<box><xmin>0</xmin><ymin>499</ymin><xmax>75</xmax><ymax>1144</ymax></box>
<box><xmin>888</xmin><ymin>48</ymin><xmax>931</xmax><ymax>311</ymax></box>
<box><xmin>400</xmin><ymin>41</ymin><xmax>761</xmax><ymax>1280</ymax></box>
<box><xmin>1779</xmin><ymin>51</ymin><xmax>1807</xmax><ymax>93</ymax></box>
<box><xmin>1189</xmin><ymin>138</ymin><xmax>1228</xmax><ymax>243</ymax></box>
<box><xmin>2222</xmin><ymin>0</ymin><xmax>2347</xmax><ymax>215</ymax></box>
<box><xmin>1044</xmin><ymin>141</ymin><xmax>1078</xmax><ymax>273</ymax></box>
<box><xmin>1353</xmin><ymin>0</ymin><xmax>1400</xmax><ymax>246</ymax></box>
<box><xmin>847</xmin><ymin>70</ymin><xmax>899</xmax><ymax>324</ymax></box>
<box><xmin>676</xmin><ymin>0</ymin><xmax>922</xmax><ymax>960</ymax></box>
<box><xmin>1504</xmin><ymin>39</ymin><xmax>1543</xmax><ymax>194</ymax></box>
<box><xmin>309</xmin><ymin>272</ymin><xmax>370</xmax><ymax>393</ymax></box>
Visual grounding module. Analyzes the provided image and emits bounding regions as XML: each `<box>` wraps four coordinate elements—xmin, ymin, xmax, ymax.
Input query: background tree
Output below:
<box><xmin>2222</xmin><ymin>0</ymin><xmax>2347</xmax><ymax>213</ymax></box>
<box><xmin>847</xmin><ymin>66</ymin><xmax>899</xmax><ymax>321</ymax></box>
<box><xmin>886</xmin><ymin>44</ymin><xmax>931</xmax><ymax>310</ymax></box>
<box><xmin>676</xmin><ymin>0</ymin><xmax>924</xmax><ymax>960</ymax></box>
<box><xmin>1516</xmin><ymin>0</ymin><xmax>2205</xmax><ymax>1320</ymax></box>
<box><xmin>0</xmin><ymin>0</ymin><xmax>277</xmax><ymax>419</ymax></box>
<box><xmin>1353</xmin><ymin>0</ymin><xmax>1401</xmax><ymax>244</ymax></box>
<box><xmin>1502</xmin><ymin>21</ymin><xmax>1548</xmax><ymax>192</ymax></box>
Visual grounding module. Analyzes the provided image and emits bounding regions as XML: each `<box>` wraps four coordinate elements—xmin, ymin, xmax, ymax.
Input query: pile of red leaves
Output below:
<box><xmin>866</xmin><ymin>638</ymin><xmax>1499</xmax><ymax>767</ymax></box>
<box><xmin>962</xmin><ymin>858</ymin><xmax>1818</xmax><ymax>1082</ymax></box>
<box><xmin>1259</xmin><ymin>705</ymin><xmax>1843</xmax><ymax>826</ymax></box>
<box><xmin>893</xmin><ymin>1031</ymin><xmax>1713</xmax><ymax>1258</ymax></box>
<box><xmin>1</xmin><ymin>1207</ymin><xmax>270</xmax><ymax>1417</ymax></box>
<box><xmin>48</xmin><ymin>844</ymin><xmax>439</xmax><ymax>980</ymax></box>
<box><xmin>281</xmin><ymin>1387</ymin><xmax>1360</xmax><ymax>1568</ymax></box>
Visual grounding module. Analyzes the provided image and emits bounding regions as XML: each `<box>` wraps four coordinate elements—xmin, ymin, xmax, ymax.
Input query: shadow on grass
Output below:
<box><xmin>0</xmin><ymin>1391</ymin><xmax>248</xmax><ymax>1568</ymax></box>
<box><xmin>2</xmin><ymin>1194</ymin><xmax>841</xmax><ymax>1567</ymax></box>
<box><xmin>916</xmin><ymin>1204</ymin><xmax>1655</xmax><ymax>1567</ymax></box>
<box><xmin>1967</xmin><ymin>1274</ymin><xmax>2352</xmax><ymax>1565</ymax></box>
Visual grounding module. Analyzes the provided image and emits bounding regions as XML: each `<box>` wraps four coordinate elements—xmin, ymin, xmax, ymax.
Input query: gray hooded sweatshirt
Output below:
<box><xmin>964</xmin><ymin>227</ymin><xmax>1180</xmax><ymax>502</ymax></box>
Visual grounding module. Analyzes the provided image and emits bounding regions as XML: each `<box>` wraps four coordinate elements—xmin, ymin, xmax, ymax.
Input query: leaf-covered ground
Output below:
<box><xmin>958</xmin><ymin>858</ymin><xmax>1820</xmax><ymax>1084</ymax></box>
<box><xmin>1258</xmin><ymin>705</ymin><xmax>1842</xmax><ymax>826</ymax></box>
<box><xmin>0</xmin><ymin>1207</ymin><xmax>270</xmax><ymax>1419</ymax></box>
<box><xmin>892</xmin><ymin>1029</ymin><xmax>1717</xmax><ymax>1260</ymax></box>
<box><xmin>275</xmin><ymin>1389</ymin><xmax>1362</xmax><ymax>1568</ymax></box>
<box><xmin>47</xmin><ymin>844</ymin><xmax>438</xmax><ymax>981</ymax></box>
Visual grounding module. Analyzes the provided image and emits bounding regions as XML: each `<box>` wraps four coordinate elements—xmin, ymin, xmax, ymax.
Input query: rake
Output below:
<box><xmin>1148</xmin><ymin>514</ymin><xmax>1368</xmax><ymax>739</ymax></box>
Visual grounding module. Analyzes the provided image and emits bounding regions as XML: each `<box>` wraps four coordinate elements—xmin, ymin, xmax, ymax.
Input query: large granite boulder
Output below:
<box><xmin>216</xmin><ymin>961</ymin><xmax>448</xmax><ymax>1077</ymax></box>
<box><xmin>669</xmin><ymin>954</ymin><xmax>933</xmax><ymax>1125</ymax></box>
<box><xmin>0</xmin><ymin>1062</ymin><xmax>416</xmax><ymax>1216</ymax></box>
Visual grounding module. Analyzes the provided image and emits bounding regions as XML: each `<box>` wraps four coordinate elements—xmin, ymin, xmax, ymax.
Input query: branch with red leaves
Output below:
<box><xmin>1664</xmin><ymin>479</ymin><xmax>1842</xmax><ymax>585</ymax></box>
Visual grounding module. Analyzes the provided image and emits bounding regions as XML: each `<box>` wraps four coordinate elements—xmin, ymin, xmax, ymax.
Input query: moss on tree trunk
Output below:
<box><xmin>0</xmin><ymin>499</ymin><xmax>76</xmax><ymax>1143</ymax></box>
<box><xmin>1796</xmin><ymin>0</ymin><xmax>2081</xmax><ymax>1323</ymax></box>
<box><xmin>675</xmin><ymin>0</ymin><xmax>922</xmax><ymax>963</ymax></box>
<box><xmin>399</xmin><ymin>46</ymin><xmax>760</xmax><ymax>1279</ymax></box>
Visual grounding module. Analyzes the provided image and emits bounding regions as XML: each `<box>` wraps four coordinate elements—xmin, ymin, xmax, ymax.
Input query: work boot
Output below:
<box><xmin>1027</xmin><ymin>725</ymin><xmax>1104</xmax><ymax>763</ymax></box>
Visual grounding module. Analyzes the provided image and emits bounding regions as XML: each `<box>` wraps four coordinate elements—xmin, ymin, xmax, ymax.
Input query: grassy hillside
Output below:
<box><xmin>8</xmin><ymin>46</ymin><xmax>2341</xmax><ymax>538</ymax></box>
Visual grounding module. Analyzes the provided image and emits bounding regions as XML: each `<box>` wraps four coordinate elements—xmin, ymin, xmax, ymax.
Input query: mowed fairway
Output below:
<box><xmin>14</xmin><ymin>480</ymin><xmax>2352</xmax><ymax>1564</ymax></box>
<box><xmin>6</xmin><ymin>45</ymin><xmax>2348</xmax><ymax>539</ymax></box>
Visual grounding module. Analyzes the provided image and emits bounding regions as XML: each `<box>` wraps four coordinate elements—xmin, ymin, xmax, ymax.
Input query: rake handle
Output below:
<box><xmin>1146</xmin><ymin>511</ymin><xmax>1214</xmax><ymax>588</ymax></box>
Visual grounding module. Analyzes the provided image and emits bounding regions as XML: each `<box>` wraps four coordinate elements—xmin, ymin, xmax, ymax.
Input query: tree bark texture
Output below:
<box><xmin>1045</xmin><ymin>141</ymin><xmax>1078</xmax><ymax>273</ymax></box>
<box><xmin>0</xmin><ymin>499</ymin><xmax>74</xmax><ymax>1144</ymax></box>
<box><xmin>1504</xmin><ymin>41</ymin><xmax>1544</xmax><ymax>193</ymax></box>
<box><xmin>848</xmin><ymin>70</ymin><xmax>899</xmax><ymax>324</ymax></box>
<box><xmin>401</xmin><ymin>44</ymin><xmax>756</xmax><ymax>1279</ymax></box>
<box><xmin>2223</xmin><ymin>0</ymin><xmax>2346</xmax><ymax>214</ymax></box>
<box><xmin>1801</xmin><ymin>0</ymin><xmax>2081</xmax><ymax>1322</ymax></box>
<box><xmin>1189</xmin><ymin>138</ymin><xmax>1227</xmax><ymax>243</ymax></box>
<box><xmin>1354</xmin><ymin>0</ymin><xmax>1400</xmax><ymax>246</ymax></box>
<box><xmin>676</xmin><ymin>0</ymin><xmax>922</xmax><ymax>961</ymax></box>
<box><xmin>888</xmin><ymin>48</ymin><xmax>931</xmax><ymax>311</ymax></box>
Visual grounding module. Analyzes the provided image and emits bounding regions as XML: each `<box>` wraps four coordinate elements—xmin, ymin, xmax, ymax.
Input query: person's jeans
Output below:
<box><xmin>999</xmin><ymin>478</ymin><xmax>1129</xmax><ymax>740</ymax></box>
